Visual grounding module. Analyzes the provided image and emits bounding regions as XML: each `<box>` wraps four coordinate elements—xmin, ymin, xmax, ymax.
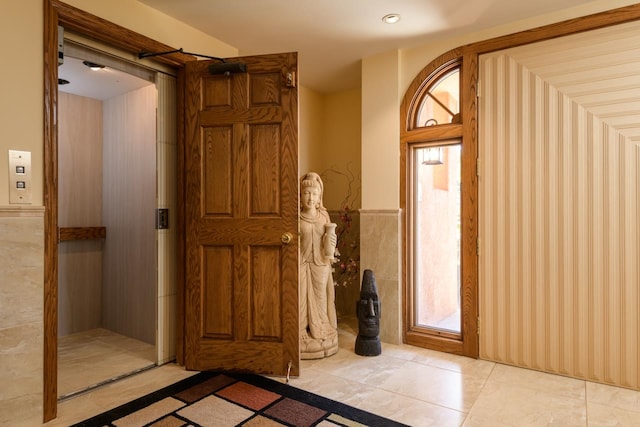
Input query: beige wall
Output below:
<box><xmin>299</xmin><ymin>87</ymin><xmax>362</xmax><ymax>211</ymax></box>
<box><xmin>319</xmin><ymin>89</ymin><xmax>362</xmax><ymax>210</ymax></box>
<box><xmin>0</xmin><ymin>1</ymin><xmax>44</xmax><ymax>206</ymax></box>
<box><xmin>62</xmin><ymin>0</ymin><xmax>238</xmax><ymax>62</ymax></box>
<box><xmin>298</xmin><ymin>86</ymin><xmax>323</xmax><ymax>181</ymax></box>
<box><xmin>361</xmin><ymin>50</ymin><xmax>401</xmax><ymax>211</ymax></box>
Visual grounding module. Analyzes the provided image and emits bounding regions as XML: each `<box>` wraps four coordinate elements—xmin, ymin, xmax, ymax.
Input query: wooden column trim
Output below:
<box><xmin>43</xmin><ymin>0</ymin><xmax>59</xmax><ymax>421</ymax></box>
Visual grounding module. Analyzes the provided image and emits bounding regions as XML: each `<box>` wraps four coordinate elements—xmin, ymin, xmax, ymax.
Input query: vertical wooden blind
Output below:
<box><xmin>478</xmin><ymin>20</ymin><xmax>640</xmax><ymax>390</ymax></box>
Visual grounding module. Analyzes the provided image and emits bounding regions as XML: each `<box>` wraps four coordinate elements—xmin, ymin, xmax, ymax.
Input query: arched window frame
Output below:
<box><xmin>400</xmin><ymin>49</ymin><xmax>479</xmax><ymax>357</ymax></box>
<box><xmin>408</xmin><ymin>58</ymin><xmax>462</xmax><ymax>130</ymax></box>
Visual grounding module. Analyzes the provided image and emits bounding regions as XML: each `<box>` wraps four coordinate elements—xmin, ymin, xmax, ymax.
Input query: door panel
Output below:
<box><xmin>184</xmin><ymin>53</ymin><xmax>299</xmax><ymax>376</ymax></box>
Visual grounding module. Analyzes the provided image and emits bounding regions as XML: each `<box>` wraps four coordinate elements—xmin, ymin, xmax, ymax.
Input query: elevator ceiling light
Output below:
<box><xmin>82</xmin><ymin>60</ymin><xmax>105</xmax><ymax>70</ymax></box>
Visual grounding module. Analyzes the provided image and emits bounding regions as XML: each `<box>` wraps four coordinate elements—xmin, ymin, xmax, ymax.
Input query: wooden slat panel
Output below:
<box><xmin>479</xmin><ymin>20</ymin><xmax>640</xmax><ymax>390</ymax></box>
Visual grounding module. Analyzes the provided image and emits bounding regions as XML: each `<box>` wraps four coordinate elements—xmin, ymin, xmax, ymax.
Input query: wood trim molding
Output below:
<box><xmin>460</xmin><ymin>51</ymin><xmax>479</xmax><ymax>358</ymax></box>
<box><xmin>464</xmin><ymin>3</ymin><xmax>640</xmax><ymax>55</ymax></box>
<box><xmin>43</xmin><ymin>0</ymin><xmax>59</xmax><ymax>420</ymax></box>
<box><xmin>43</xmin><ymin>0</ymin><xmax>190</xmax><ymax>421</ymax></box>
<box><xmin>51</xmin><ymin>0</ymin><xmax>195</xmax><ymax>67</ymax></box>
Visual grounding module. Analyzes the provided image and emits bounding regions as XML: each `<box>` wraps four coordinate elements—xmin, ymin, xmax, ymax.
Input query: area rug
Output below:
<box><xmin>72</xmin><ymin>371</ymin><xmax>410</xmax><ymax>427</ymax></box>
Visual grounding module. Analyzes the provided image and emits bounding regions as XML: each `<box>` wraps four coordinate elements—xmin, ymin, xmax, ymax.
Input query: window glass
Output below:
<box><xmin>415</xmin><ymin>67</ymin><xmax>460</xmax><ymax>128</ymax></box>
<box><xmin>412</xmin><ymin>143</ymin><xmax>462</xmax><ymax>333</ymax></box>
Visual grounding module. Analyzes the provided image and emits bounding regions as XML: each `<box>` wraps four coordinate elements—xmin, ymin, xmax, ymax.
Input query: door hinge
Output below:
<box><xmin>476</xmin><ymin>237</ymin><xmax>480</xmax><ymax>256</ymax></box>
<box><xmin>285</xmin><ymin>71</ymin><xmax>296</xmax><ymax>88</ymax></box>
<box><xmin>156</xmin><ymin>208</ymin><xmax>169</xmax><ymax>229</ymax></box>
<box><xmin>476</xmin><ymin>158</ymin><xmax>481</xmax><ymax>177</ymax></box>
<box><xmin>477</xmin><ymin>317</ymin><xmax>480</xmax><ymax>335</ymax></box>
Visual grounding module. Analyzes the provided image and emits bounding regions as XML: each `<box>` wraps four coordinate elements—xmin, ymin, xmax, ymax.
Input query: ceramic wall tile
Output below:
<box><xmin>359</xmin><ymin>210</ymin><xmax>403</xmax><ymax>344</ymax></box>
<box><xmin>0</xmin><ymin>322</ymin><xmax>43</xmax><ymax>427</ymax></box>
<box><xmin>359</xmin><ymin>210</ymin><xmax>401</xmax><ymax>281</ymax></box>
<box><xmin>0</xmin><ymin>212</ymin><xmax>44</xmax><ymax>426</ymax></box>
<box><xmin>0</xmin><ymin>216</ymin><xmax>44</xmax><ymax>329</ymax></box>
<box><xmin>375</xmin><ymin>277</ymin><xmax>403</xmax><ymax>344</ymax></box>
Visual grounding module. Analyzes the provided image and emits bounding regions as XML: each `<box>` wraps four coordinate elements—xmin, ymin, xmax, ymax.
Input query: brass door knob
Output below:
<box><xmin>281</xmin><ymin>232</ymin><xmax>293</xmax><ymax>244</ymax></box>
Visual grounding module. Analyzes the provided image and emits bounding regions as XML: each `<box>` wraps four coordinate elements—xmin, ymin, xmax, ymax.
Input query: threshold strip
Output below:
<box><xmin>57</xmin><ymin>363</ymin><xmax>159</xmax><ymax>402</ymax></box>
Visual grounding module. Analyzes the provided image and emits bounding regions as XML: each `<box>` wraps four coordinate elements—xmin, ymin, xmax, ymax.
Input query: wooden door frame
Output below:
<box><xmin>43</xmin><ymin>0</ymin><xmax>194</xmax><ymax>421</ymax></box>
<box><xmin>399</xmin><ymin>3</ymin><xmax>640</xmax><ymax>359</ymax></box>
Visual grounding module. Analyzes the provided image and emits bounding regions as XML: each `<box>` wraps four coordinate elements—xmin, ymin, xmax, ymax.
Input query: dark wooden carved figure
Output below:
<box><xmin>355</xmin><ymin>269</ymin><xmax>381</xmax><ymax>356</ymax></box>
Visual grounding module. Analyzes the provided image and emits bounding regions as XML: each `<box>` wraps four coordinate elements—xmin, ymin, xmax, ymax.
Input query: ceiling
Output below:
<box><xmin>138</xmin><ymin>0</ymin><xmax>598</xmax><ymax>93</ymax></box>
<box><xmin>58</xmin><ymin>56</ymin><xmax>154</xmax><ymax>101</ymax></box>
<box><xmin>57</xmin><ymin>0</ymin><xmax>609</xmax><ymax>98</ymax></box>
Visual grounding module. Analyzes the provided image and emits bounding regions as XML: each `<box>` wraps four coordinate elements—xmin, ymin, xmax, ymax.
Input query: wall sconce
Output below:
<box><xmin>421</xmin><ymin>147</ymin><xmax>444</xmax><ymax>165</ymax></box>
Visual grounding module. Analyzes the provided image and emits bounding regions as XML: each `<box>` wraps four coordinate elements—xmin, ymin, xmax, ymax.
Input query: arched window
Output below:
<box><xmin>400</xmin><ymin>54</ymin><xmax>477</xmax><ymax>358</ymax></box>
<box><xmin>412</xmin><ymin>60</ymin><xmax>461</xmax><ymax>129</ymax></box>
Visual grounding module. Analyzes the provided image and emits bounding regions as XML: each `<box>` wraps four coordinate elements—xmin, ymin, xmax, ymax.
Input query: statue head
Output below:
<box><xmin>300</xmin><ymin>172</ymin><xmax>324</xmax><ymax>211</ymax></box>
<box><xmin>357</xmin><ymin>269</ymin><xmax>381</xmax><ymax>338</ymax></box>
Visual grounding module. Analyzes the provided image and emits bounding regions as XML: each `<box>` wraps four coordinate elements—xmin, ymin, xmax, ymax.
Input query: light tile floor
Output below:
<box><xmin>45</xmin><ymin>319</ymin><xmax>640</xmax><ymax>426</ymax></box>
<box><xmin>58</xmin><ymin>328</ymin><xmax>156</xmax><ymax>398</ymax></box>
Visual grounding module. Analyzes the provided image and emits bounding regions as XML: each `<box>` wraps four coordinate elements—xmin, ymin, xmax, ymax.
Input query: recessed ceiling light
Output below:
<box><xmin>382</xmin><ymin>14</ymin><xmax>401</xmax><ymax>24</ymax></box>
<box><xmin>82</xmin><ymin>60</ymin><xmax>105</xmax><ymax>71</ymax></box>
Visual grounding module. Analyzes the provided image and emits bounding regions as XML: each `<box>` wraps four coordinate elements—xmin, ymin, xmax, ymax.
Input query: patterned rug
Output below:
<box><xmin>72</xmin><ymin>371</ymin><xmax>409</xmax><ymax>427</ymax></box>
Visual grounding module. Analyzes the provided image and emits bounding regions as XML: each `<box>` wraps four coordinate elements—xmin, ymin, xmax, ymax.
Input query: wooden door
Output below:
<box><xmin>184</xmin><ymin>53</ymin><xmax>299</xmax><ymax>376</ymax></box>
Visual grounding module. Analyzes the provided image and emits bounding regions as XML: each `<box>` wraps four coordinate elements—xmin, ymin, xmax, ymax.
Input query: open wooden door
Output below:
<box><xmin>184</xmin><ymin>53</ymin><xmax>299</xmax><ymax>376</ymax></box>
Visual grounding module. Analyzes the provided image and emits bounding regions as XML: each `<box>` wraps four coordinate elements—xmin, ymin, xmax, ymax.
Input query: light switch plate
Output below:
<box><xmin>8</xmin><ymin>150</ymin><xmax>32</xmax><ymax>204</ymax></box>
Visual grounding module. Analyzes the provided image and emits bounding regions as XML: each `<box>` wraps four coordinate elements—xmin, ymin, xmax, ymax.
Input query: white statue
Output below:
<box><xmin>299</xmin><ymin>172</ymin><xmax>339</xmax><ymax>359</ymax></box>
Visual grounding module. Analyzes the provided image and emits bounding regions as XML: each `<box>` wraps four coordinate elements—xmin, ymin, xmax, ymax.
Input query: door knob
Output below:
<box><xmin>281</xmin><ymin>232</ymin><xmax>293</xmax><ymax>245</ymax></box>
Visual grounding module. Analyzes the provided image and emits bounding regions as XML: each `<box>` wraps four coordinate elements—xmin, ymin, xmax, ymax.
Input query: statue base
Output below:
<box><xmin>300</xmin><ymin>333</ymin><xmax>339</xmax><ymax>360</ymax></box>
<box><xmin>300</xmin><ymin>344</ymin><xmax>339</xmax><ymax>360</ymax></box>
<box><xmin>355</xmin><ymin>335</ymin><xmax>381</xmax><ymax>356</ymax></box>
